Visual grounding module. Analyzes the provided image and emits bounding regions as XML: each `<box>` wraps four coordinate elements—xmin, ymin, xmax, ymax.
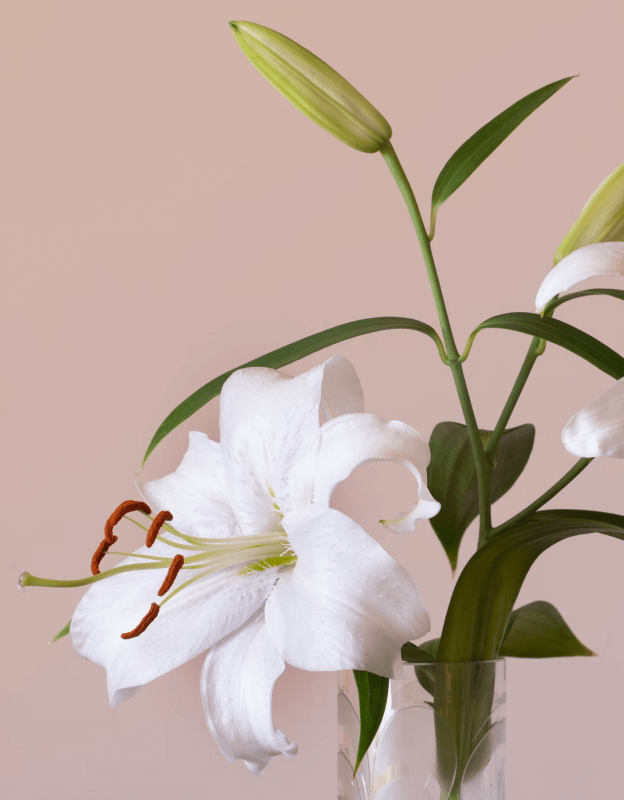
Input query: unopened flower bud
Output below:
<box><xmin>555</xmin><ymin>161</ymin><xmax>624</xmax><ymax>264</ymax></box>
<box><xmin>229</xmin><ymin>21</ymin><xmax>392</xmax><ymax>153</ymax></box>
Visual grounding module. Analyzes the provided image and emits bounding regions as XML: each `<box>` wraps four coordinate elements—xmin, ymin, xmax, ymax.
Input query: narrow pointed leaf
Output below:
<box><xmin>352</xmin><ymin>669</ymin><xmax>388</xmax><ymax>776</ymax></box>
<box><xmin>544</xmin><ymin>287</ymin><xmax>624</xmax><ymax>315</ymax></box>
<box><xmin>427</xmin><ymin>422</ymin><xmax>535</xmax><ymax>570</ymax></box>
<box><xmin>501</xmin><ymin>600</ymin><xmax>594</xmax><ymax>658</ymax></box>
<box><xmin>430</xmin><ymin>76</ymin><xmax>574</xmax><ymax>235</ymax></box>
<box><xmin>48</xmin><ymin>619</ymin><xmax>71</xmax><ymax>644</ymax></box>
<box><xmin>474</xmin><ymin>312</ymin><xmax>624</xmax><ymax>379</ymax></box>
<box><xmin>401</xmin><ymin>641</ymin><xmax>437</xmax><ymax>664</ymax></box>
<box><xmin>437</xmin><ymin>510</ymin><xmax>624</xmax><ymax>662</ymax></box>
<box><xmin>142</xmin><ymin>317</ymin><xmax>444</xmax><ymax>466</ymax></box>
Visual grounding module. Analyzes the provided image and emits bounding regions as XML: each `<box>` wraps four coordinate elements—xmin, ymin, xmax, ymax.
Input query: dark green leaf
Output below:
<box><xmin>48</xmin><ymin>619</ymin><xmax>71</xmax><ymax>644</ymax></box>
<box><xmin>352</xmin><ymin>669</ymin><xmax>389</xmax><ymax>776</ymax></box>
<box><xmin>545</xmin><ymin>288</ymin><xmax>624</xmax><ymax>316</ymax></box>
<box><xmin>430</xmin><ymin>76</ymin><xmax>574</xmax><ymax>236</ymax></box>
<box><xmin>401</xmin><ymin>641</ymin><xmax>437</xmax><ymax>663</ymax></box>
<box><xmin>473</xmin><ymin>312</ymin><xmax>624</xmax><ymax>379</ymax></box>
<box><xmin>437</xmin><ymin>509</ymin><xmax>624</xmax><ymax>662</ymax></box>
<box><xmin>427</xmin><ymin>422</ymin><xmax>535</xmax><ymax>570</ymax></box>
<box><xmin>500</xmin><ymin>600</ymin><xmax>594</xmax><ymax>658</ymax></box>
<box><xmin>142</xmin><ymin>317</ymin><xmax>444</xmax><ymax>466</ymax></box>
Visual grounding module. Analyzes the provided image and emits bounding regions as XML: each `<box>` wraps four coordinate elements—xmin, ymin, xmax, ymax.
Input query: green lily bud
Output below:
<box><xmin>229</xmin><ymin>21</ymin><xmax>392</xmax><ymax>153</ymax></box>
<box><xmin>555</xmin><ymin>161</ymin><xmax>624</xmax><ymax>264</ymax></box>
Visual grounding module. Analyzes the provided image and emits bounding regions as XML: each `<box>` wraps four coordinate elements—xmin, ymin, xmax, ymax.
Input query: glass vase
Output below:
<box><xmin>338</xmin><ymin>659</ymin><xmax>506</xmax><ymax>800</ymax></box>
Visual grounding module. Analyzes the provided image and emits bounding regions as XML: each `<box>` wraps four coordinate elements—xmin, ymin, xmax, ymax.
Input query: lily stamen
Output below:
<box><xmin>105</xmin><ymin>500</ymin><xmax>152</xmax><ymax>544</ymax></box>
<box><xmin>92</xmin><ymin>499</ymin><xmax>153</xmax><ymax>575</ymax></box>
<box><xmin>91</xmin><ymin>538</ymin><xmax>113</xmax><ymax>576</ymax></box>
<box><xmin>121</xmin><ymin>602</ymin><xmax>160</xmax><ymax>639</ymax></box>
<box><xmin>146</xmin><ymin>510</ymin><xmax>173</xmax><ymax>548</ymax></box>
<box><xmin>158</xmin><ymin>554</ymin><xmax>185</xmax><ymax>596</ymax></box>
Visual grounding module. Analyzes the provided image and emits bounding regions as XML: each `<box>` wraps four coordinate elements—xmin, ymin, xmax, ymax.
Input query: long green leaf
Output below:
<box><xmin>352</xmin><ymin>669</ymin><xmax>389</xmax><ymax>776</ymax></box>
<box><xmin>437</xmin><ymin>509</ymin><xmax>624</xmax><ymax>662</ymax></box>
<box><xmin>471</xmin><ymin>312</ymin><xmax>624</xmax><ymax>379</ymax></box>
<box><xmin>430</xmin><ymin>76</ymin><xmax>575</xmax><ymax>236</ymax></box>
<box><xmin>141</xmin><ymin>317</ymin><xmax>444</xmax><ymax>466</ymax></box>
<box><xmin>427</xmin><ymin>422</ymin><xmax>535</xmax><ymax>571</ymax></box>
<box><xmin>501</xmin><ymin>600</ymin><xmax>594</xmax><ymax>658</ymax></box>
<box><xmin>545</xmin><ymin>288</ymin><xmax>624</xmax><ymax>315</ymax></box>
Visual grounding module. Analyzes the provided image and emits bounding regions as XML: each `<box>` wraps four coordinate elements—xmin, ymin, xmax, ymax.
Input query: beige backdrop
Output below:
<box><xmin>3</xmin><ymin>1</ymin><xmax>624</xmax><ymax>798</ymax></box>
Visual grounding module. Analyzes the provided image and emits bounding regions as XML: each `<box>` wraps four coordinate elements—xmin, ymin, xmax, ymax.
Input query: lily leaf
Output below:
<box><xmin>427</xmin><ymin>422</ymin><xmax>535</xmax><ymax>571</ymax></box>
<box><xmin>430</xmin><ymin>76</ymin><xmax>574</xmax><ymax>237</ymax></box>
<box><xmin>401</xmin><ymin>641</ymin><xmax>437</xmax><ymax>663</ymax></box>
<box><xmin>501</xmin><ymin>600</ymin><xmax>594</xmax><ymax>658</ymax></box>
<box><xmin>48</xmin><ymin>619</ymin><xmax>71</xmax><ymax>644</ymax></box>
<box><xmin>544</xmin><ymin>288</ymin><xmax>624</xmax><ymax>316</ymax></box>
<box><xmin>142</xmin><ymin>317</ymin><xmax>445</xmax><ymax>466</ymax></box>
<box><xmin>352</xmin><ymin>669</ymin><xmax>388</xmax><ymax>776</ymax></box>
<box><xmin>437</xmin><ymin>509</ymin><xmax>624</xmax><ymax>662</ymax></box>
<box><xmin>472</xmin><ymin>312</ymin><xmax>624</xmax><ymax>379</ymax></box>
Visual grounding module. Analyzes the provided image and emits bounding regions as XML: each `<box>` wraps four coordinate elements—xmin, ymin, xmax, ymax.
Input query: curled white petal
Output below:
<box><xmin>265</xmin><ymin>505</ymin><xmax>430</xmax><ymax>679</ymax></box>
<box><xmin>562</xmin><ymin>377</ymin><xmax>624</xmax><ymax>458</ymax></box>
<box><xmin>200</xmin><ymin>610</ymin><xmax>297</xmax><ymax>775</ymax></box>
<box><xmin>535</xmin><ymin>242</ymin><xmax>624</xmax><ymax>312</ymax></box>
<box><xmin>313</xmin><ymin>413</ymin><xmax>440</xmax><ymax>531</ymax></box>
<box><xmin>138</xmin><ymin>432</ymin><xmax>238</xmax><ymax>539</ymax></box>
<box><xmin>71</xmin><ymin>545</ymin><xmax>278</xmax><ymax>706</ymax></box>
<box><xmin>219</xmin><ymin>356</ymin><xmax>363</xmax><ymax>533</ymax></box>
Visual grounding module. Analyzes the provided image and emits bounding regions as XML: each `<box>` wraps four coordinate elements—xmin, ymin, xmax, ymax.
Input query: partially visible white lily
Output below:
<box><xmin>64</xmin><ymin>356</ymin><xmax>438</xmax><ymax>774</ymax></box>
<box><xmin>563</xmin><ymin>377</ymin><xmax>624</xmax><ymax>458</ymax></box>
<box><xmin>535</xmin><ymin>241</ymin><xmax>624</xmax><ymax>313</ymax></box>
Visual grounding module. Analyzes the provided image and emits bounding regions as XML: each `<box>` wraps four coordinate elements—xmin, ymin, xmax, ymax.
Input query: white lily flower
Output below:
<box><xmin>563</xmin><ymin>377</ymin><xmax>624</xmax><ymax>458</ymax></box>
<box><xmin>535</xmin><ymin>241</ymin><xmax>624</xmax><ymax>312</ymax></box>
<box><xmin>66</xmin><ymin>356</ymin><xmax>438</xmax><ymax>774</ymax></box>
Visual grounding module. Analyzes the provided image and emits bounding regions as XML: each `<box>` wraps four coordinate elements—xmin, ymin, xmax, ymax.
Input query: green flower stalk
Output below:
<box><xmin>555</xmin><ymin>160</ymin><xmax>624</xmax><ymax>264</ymax></box>
<box><xmin>229</xmin><ymin>21</ymin><xmax>392</xmax><ymax>153</ymax></box>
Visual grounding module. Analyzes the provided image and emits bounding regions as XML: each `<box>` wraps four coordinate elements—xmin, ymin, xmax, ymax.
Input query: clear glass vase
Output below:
<box><xmin>338</xmin><ymin>659</ymin><xmax>506</xmax><ymax>800</ymax></box>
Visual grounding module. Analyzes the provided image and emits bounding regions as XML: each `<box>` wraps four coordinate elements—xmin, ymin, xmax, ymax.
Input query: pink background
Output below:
<box><xmin>3</xmin><ymin>1</ymin><xmax>624</xmax><ymax>798</ymax></box>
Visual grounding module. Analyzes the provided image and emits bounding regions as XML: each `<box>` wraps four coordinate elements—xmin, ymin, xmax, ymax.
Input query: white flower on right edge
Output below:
<box><xmin>535</xmin><ymin>241</ymin><xmax>624</xmax><ymax>313</ymax></box>
<box><xmin>563</xmin><ymin>377</ymin><xmax>624</xmax><ymax>458</ymax></box>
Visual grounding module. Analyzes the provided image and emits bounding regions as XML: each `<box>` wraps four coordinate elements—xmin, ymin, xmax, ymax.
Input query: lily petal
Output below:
<box><xmin>313</xmin><ymin>413</ymin><xmax>440</xmax><ymax>531</ymax></box>
<box><xmin>562</xmin><ymin>377</ymin><xmax>624</xmax><ymax>458</ymax></box>
<box><xmin>71</xmin><ymin>543</ymin><xmax>279</xmax><ymax>706</ymax></box>
<box><xmin>138</xmin><ymin>432</ymin><xmax>238</xmax><ymax>539</ymax></box>
<box><xmin>535</xmin><ymin>242</ymin><xmax>624</xmax><ymax>312</ymax></box>
<box><xmin>220</xmin><ymin>356</ymin><xmax>363</xmax><ymax>534</ymax></box>
<box><xmin>265</xmin><ymin>505</ymin><xmax>430</xmax><ymax>679</ymax></box>
<box><xmin>200</xmin><ymin>610</ymin><xmax>297</xmax><ymax>775</ymax></box>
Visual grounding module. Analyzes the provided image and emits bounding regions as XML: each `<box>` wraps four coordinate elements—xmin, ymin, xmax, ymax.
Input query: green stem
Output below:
<box><xmin>485</xmin><ymin>337</ymin><xmax>542</xmax><ymax>461</ymax></box>
<box><xmin>487</xmin><ymin>457</ymin><xmax>593</xmax><ymax>539</ymax></box>
<box><xmin>19</xmin><ymin>561</ymin><xmax>167</xmax><ymax>589</ymax></box>
<box><xmin>380</xmin><ymin>140</ymin><xmax>492</xmax><ymax>538</ymax></box>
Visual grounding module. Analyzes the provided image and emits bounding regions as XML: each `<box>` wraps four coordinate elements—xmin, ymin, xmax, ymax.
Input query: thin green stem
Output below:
<box><xmin>485</xmin><ymin>337</ymin><xmax>542</xmax><ymax>461</ymax></box>
<box><xmin>19</xmin><ymin>561</ymin><xmax>167</xmax><ymax>589</ymax></box>
<box><xmin>380</xmin><ymin>140</ymin><xmax>492</xmax><ymax>538</ymax></box>
<box><xmin>487</xmin><ymin>457</ymin><xmax>593</xmax><ymax>539</ymax></box>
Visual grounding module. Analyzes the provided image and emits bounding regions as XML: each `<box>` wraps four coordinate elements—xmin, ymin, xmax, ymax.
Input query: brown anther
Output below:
<box><xmin>91</xmin><ymin>537</ymin><xmax>116</xmax><ymax>576</ymax></box>
<box><xmin>157</xmin><ymin>554</ymin><xmax>184</xmax><ymax>596</ymax></box>
<box><xmin>105</xmin><ymin>500</ymin><xmax>152</xmax><ymax>545</ymax></box>
<box><xmin>146</xmin><ymin>510</ymin><xmax>173</xmax><ymax>548</ymax></box>
<box><xmin>120</xmin><ymin>602</ymin><xmax>160</xmax><ymax>639</ymax></box>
